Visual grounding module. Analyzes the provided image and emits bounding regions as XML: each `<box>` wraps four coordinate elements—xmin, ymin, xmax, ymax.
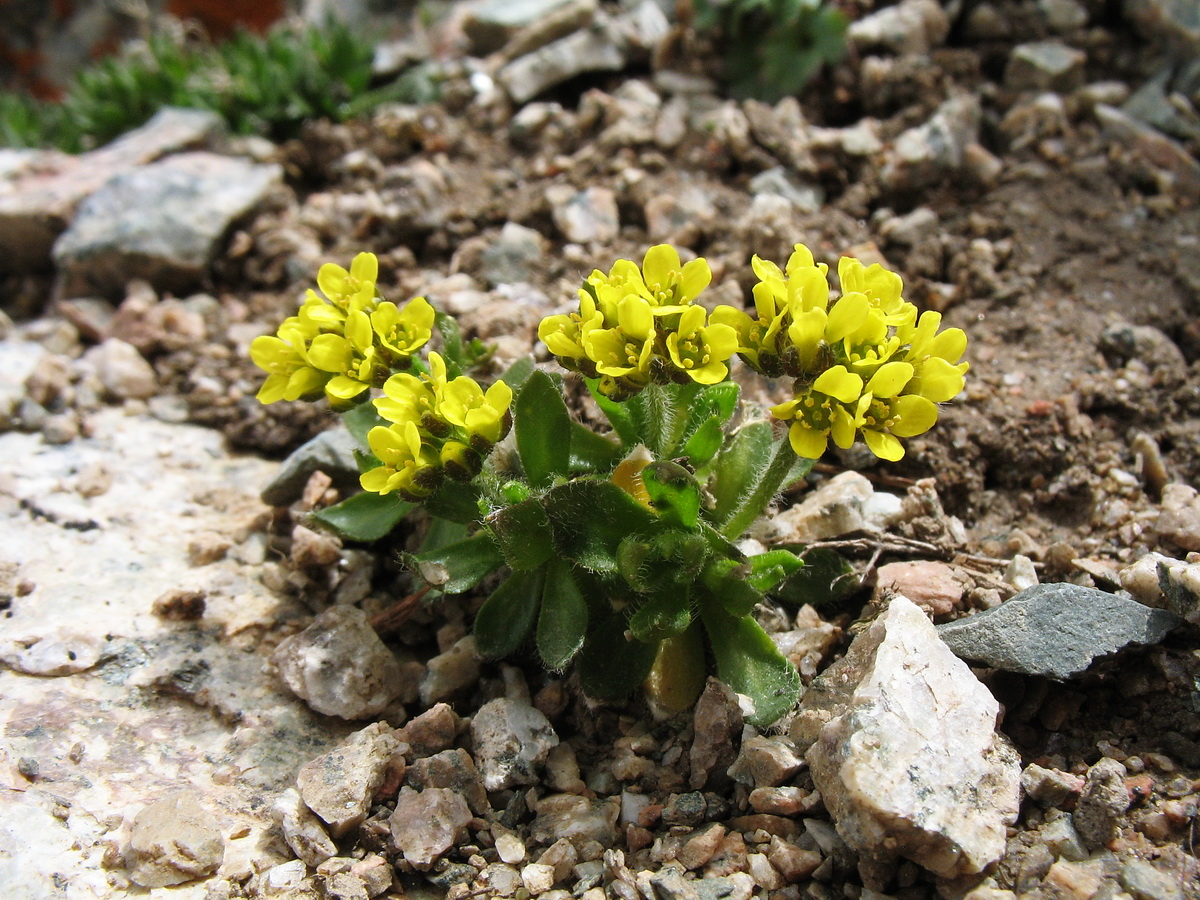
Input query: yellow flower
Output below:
<box><xmin>306</xmin><ymin>308</ymin><xmax>377</xmax><ymax>403</ymax></box>
<box><xmin>538</xmin><ymin>293</ymin><xmax>602</xmax><ymax>373</ymax></box>
<box><xmin>249</xmin><ymin>316</ymin><xmax>327</xmax><ymax>404</ymax></box>
<box><xmin>316</xmin><ymin>251</ymin><xmax>379</xmax><ymax>313</ymax></box>
<box><xmin>440</xmin><ymin>440</ymin><xmax>482</xmax><ymax>481</ymax></box>
<box><xmin>371</xmin><ymin>296</ymin><xmax>434</xmax><ymax>361</ymax></box>
<box><xmin>374</xmin><ymin>371</ymin><xmax>438</xmax><ymax>430</ymax></box>
<box><xmin>857</xmin><ymin>392</ymin><xmax>938</xmax><ymax>461</ymax></box>
<box><xmin>838</xmin><ymin>256</ymin><xmax>914</xmax><ymax>327</ymax></box>
<box><xmin>585</xmin><ymin>244</ymin><xmax>711</xmax><ymax>318</ymax></box>
<box><xmin>438</xmin><ymin>373</ymin><xmax>514</xmax><ymax>448</ymax></box>
<box><xmin>360</xmin><ymin>420</ymin><xmax>442</xmax><ymax>498</ymax></box>
<box><xmin>897</xmin><ymin>310</ymin><xmax>970</xmax><ymax>402</ymax></box>
<box><xmin>582</xmin><ymin>295</ymin><xmax>656</xmax><ymax>380</ymax></box>
<box><xmin>665</xmin><ymin>305</ymin><xmax>738</xmax><ymax>385</ymax></box>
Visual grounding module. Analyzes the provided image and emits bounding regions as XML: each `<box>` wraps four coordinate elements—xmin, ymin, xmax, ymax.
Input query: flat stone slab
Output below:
<box><xmin>52</xmin><ymin>151</ymin><xmax>281</xmax><ymax>298</ymax></box>
<box><xmin>936</xmin><ymin>582</ymin><xmax>1183</xmax><ymax>679</ymax></box>
<box><xmin>0</xmin><ymin>406</ymin><xmax>349</xmax><ymax>896</ymax></box>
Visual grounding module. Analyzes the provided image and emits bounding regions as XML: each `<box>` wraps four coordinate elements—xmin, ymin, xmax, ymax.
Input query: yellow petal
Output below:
<box><xmin>360</xmin><ymin>466</ymin><xmax>395</xmax><ymax>494</ymax></box>
<box><xmin>325</xmin><ymin>374</ymin><xmax>367</xmax><ymax>400</ymax></box>
<box><xmin>350</xmin><ymin>252</ymin><xmax>378</xmax><ymax>285</ymax></box>
<box><xmin>864</xmin><ymin>429</ymin><xmax>905</xmax><ymax>461</ymax></box>
<box><xmin>917</xmin><ymin>357</ymin><xmax>968</xmax><ymax>402</ymax></box>
<box><xmin>618</xmin><ymin>295</ymin><xmax>654</xmax><ymax>339</ymax></box>
<box><xmin>346</xmin><ymin>309</ymin><xmax>373</xmax><ymax>351</ymax></box>
<box><xmin>865</xmin><ymin>361</ymin><xmax>915</xmax><ymax>399</ymax></box>
<box><xmin>284</xmin><ymin>367</ymin><xmax>326</xmax><ymax>401</ymax></box>
<box><xmin>927</xmin><ymin>327</ymin><xmax>968</xmax><ymax>364</ymax></box>
<box><xmin>642</xmin><ymin>244</ymin><xmax>680</xmax><ymax>290</ymax></box>
<box><xmin>679</xmin><ymin>257</ymin><xmax>712</xmax><ymax>300</ymax></box>
<box><xmin>830</xmin><ymin>405</ymin><xmax>858</xmax><ymax>449</ymax></box>
<box><xmin>814</xmin><ymin>366</ymin><xmax>864</xmax><ymax>404</ymax></box>
<box><xmin>788</xmin><ymin>421</ymin><xmax>828</xmax><ymax>459</ymax></box>
<box><xmin>256</xmin><ymin>374</ymin><xmax>289</xmax><ymax>404</ymax></box>
<box><xmin>317</xmin><ymin>263</ymin><xmax>349</xmax><ymax>300</ymax></box>
<box><xmin>891</xmin><ymin>395</ymin><xmax>939</xmax><ymax>437</ymax></box>
<box><xmin>307</xmin><ymin>334</ymin><xmax>353</xmax><ymax>373</ymax></box>
<box><xmin>826</xmin><ymin>292</ymin><xmax>869</xmax><ymax>343</ymax></box>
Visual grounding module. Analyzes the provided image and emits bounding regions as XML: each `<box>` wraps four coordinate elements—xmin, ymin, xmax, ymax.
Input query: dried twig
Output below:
<box><xmin>369</xmin><ymin>584</ymin><xmax>431</xmax><ymax>635</ymax></box>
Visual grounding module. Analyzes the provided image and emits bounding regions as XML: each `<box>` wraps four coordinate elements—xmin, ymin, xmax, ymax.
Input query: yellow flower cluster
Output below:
<box><xmin>538</xmin><ymin>245</ymin><xmax>739</xmax><ymax>399</ymax></box>
<box><xmin>362</xmin><ymin>352</ymin><xmax>513</xmax><ymax>499</ymax></box>
<box><xmin>250</xmin><ymin>252</ymin><xmax>435</xmax><ymax>408</ymax></box>
<box><xmin>720</xmin><ymin>244</ymin><xmax>969</xmax><ymax>461</ymax></box>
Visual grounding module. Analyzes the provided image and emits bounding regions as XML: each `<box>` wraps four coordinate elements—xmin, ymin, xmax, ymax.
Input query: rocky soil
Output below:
<box><xmin>1</xmin><ymin>1</ymin><xmax>1199</xmax><ymax>899</ymax></box>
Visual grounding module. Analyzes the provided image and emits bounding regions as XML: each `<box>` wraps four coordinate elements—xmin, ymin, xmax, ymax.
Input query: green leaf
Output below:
<box><xmin>707</xmin><ymin>425</ymin><xmax>812</xmax><ymax>540</ymax></box>
<box><xmin>434</xmin><ymin>310</ymin><xmax>466</xmax><ymax>377</ymax></box>
<box><xmin>681</xmin><ymin>417</ymin><xmax>725</xmax><ymax>468</ymax></box>
<box><xmin>678</xmin><ymin>382</ymin><xmax>738</xmax><ymax>460</ymax></box>
<box><xmin>311</xmin><ymin>491</ymin><xmax>412</xmax><ymax>542</ymax></box>
<box><xmin>774</xmin><ymin>547</ymin><xmax>858</xmax><ymax>607</ymax></box>
<box><xmin>569</xmin><ymin>422</ymin><xmax>622</xmax><ymax>474</ymax></box>
<box><xmin>700</xmin><ymin>558</ymin><xmax>765</xmax><ymax>617</ymax></box>
<box><xmin>487</xmin><ymin>498</ymin><xmax>554</xmax><ymax>571</ymax></box>
<box><xmin>407</xmin><ymin>532</ymin><xmax>504</xmax><ymax>594</ymax></box>
<box><xmin>341</xmin><ymin>398</ymin><xmax>385</xmax><ymax>447</ymax></box>
<box><xmin>419</xmin><ymin>516</ymin><xmax>471</xmax><ymax>554</ymax></box>
<box><xmin>708</xmin><ymin>421</ymin><xmax>774</xmax><ymax>530</ymax></box>
<box><xmin>586</xmin><ymin>378</ymin><xmax>638</xmax><ymax>447</ymax></box>
<box><xmin>499</xmin><ymin>355</ymin><xmax>536</xmax><ymax>390</ymax></box>
<box><xmin>629</xmin><ymin>588</ymin><xmax>693</xmax><ymax>644</ymax></box>
<box><xmin>577</xmin><ymin>609</ymin><xmax>659</xmax><ymax>702</ymax></box>
<box><xmin>746</xmin><ymin>549</ymin><xmax>806</xmax><ymax>593</ymax></box>
<box><xmin>515</xmin><ymin>370</ymin><xmax>572</xmax><ymax>489</ymax></box>
<box><xmin>423</xmin><ymin>480</ymin><xmax>482</xmax><ymax>525</ymax></box>
<box><xmin>542</xmin><ymin>479</ymin><xmax>660</xmax><ymax>574</ymax></box>
<box><xmin>700</xmin><ymin>596</ymin><xmax>801</xmax><ymax>728</ymax></box>
<box><xmin>642</xmin><ymin>461</ymin><xmax>701</xmax><ymax>530</ymax></box>
<box><xmin>536</xmin><ymin>558</ymin><xmax>589</xmax><ymax>670</ymax></box>
<box><xmin>475</xmin><ymin>567</ymin><xmax>545</xmax><ymax>660</ymax></box>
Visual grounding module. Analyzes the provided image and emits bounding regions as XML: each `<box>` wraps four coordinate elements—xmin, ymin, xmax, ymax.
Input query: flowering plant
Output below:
<box><xmin>253</xmin><ymin>244</ymin><xmax>968</xmax><ymax>725</ymax></box>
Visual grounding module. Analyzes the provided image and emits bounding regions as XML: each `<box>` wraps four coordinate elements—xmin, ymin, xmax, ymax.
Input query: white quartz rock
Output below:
<box><xmin>804</xmin><ymin>595</ymin><xmax>1021</xmax><ymax>887</ymax></box>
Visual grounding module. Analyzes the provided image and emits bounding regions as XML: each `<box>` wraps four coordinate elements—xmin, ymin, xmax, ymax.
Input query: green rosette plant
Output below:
<box><xmin>252</xmin><ymin>243</ymin><xmax>969</xmax><ymax>727</ymax></box>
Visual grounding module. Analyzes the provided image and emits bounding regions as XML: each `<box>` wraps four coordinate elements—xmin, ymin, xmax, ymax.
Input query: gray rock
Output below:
<box><xmin>644</xmin><ymin>187</ymin><xmax>718</xmax><ymax>242</ymax></box>
<box><xmin>272</xmin><ymin>788</ymin><xmax>337</xmax><ymax>867</ymax></box>
<box><xmin>419</xmin><ymin>635</ymin><xmax>481</xmax><ymax>706</ymax></box>
<box><xmin>389</xmin><ymin>786</ymin><xmax>472</xmax><ymax>869</ymax></box>
<box><xmin>1121</xmin><ymin>858</ymin><xmax>1188</xmax><ymax>900</ymax></box>
<box><xmin>0</xmin><ymin>630</ymin><xmax>102</xmax><ymax>676</ymax></box>
<box><xmin>879</xmin><ymin>94</ymin><xmax>981</xmax><ymax>193</ymax></box>
<box><xmin>1005</xmin><ymin>40</ymin><xmax>1087</xmax><ymax>93</ymax></box>
<box><xmin>803</xmin><ymin>596</ymin><xmax>1021</xmax><ymax>887</ymax></box>
<box><xmin>1039</xmin><ymin>0</ymin><xmax>1089</xmax><ymax>31</ymax></box>
<box><xmin>847</xmin><ymin>0</ymin><xmax>950</xmax><ymax>55</ymax></box>
<box><xmin>879</xmin><ymin>206</ymin><xmax>939</xmax><ymax>246</ymax></box>
<box><xmin>498</xmin><ymin>18</ymin><xmax>627</xmax><ymax>104</ymax></box>
<box><xmin>470</xmin><ymin>696</ymin><xmax>560</xmax><ymax>791</ymax></box>
<box><xmin>726</xmin><ymin>735</ymin><xmax>804</xmax><ymax>789</ymax></box>
<box><xmin>770</xmin><ymin>471</ymin><xmax>876</xmax><ymax>543</ymax></box>
<box><xmin>397</xmin><ymin>702</ymin><xmax>462</xmax><ymax>758</ymax></box>
<box><xmin>747</xmin><ymin>167</ymin><xmax>823</xmax><ymax>214</ymax></box>
<box><xmin>1100</xmin><ymin>321</ymin><xmax>1188</xmax><ymax>370</ymax></box>
<box><xmin>297</xmin><ymin>722</ymin><xmax>402</xmax><ymax>837</ymax></box>
<box><xmin>1124</xmin><ymin>67</ymin><xmax>1200</xmax><ymax>143</ymax></box>
<box><xmin>260</xmin><ymin>428</ymin><xmax>361</xmax><ymax>507</ymax></box>
<box><xmin>935</xmin><ymin>582</ymin><xmax>1183</xmax><ymax>679</ymax></box>
<box><xmin>464</xmin><ymin>0</ymin><xmax>590</xmax><ymax>54</ymax></box>
<box><xmin>0</xmin><ymin>108</ymin><xmax>224</xmax><ymax>273</ymax></box>
<box><xmin>1153</xmin><ymin>483</ymin><xmax>1200</xmax><ymax>553</ymax></box>
<box><xmin>530</xmin><ymin>793</ymin><xmax>621</xmax><ymax>847</ymax></box>
<box><xmin>1153</xmin><ymin>555</ymin><xmax>1200</xmax><ymax>625</ymax></box>
<box><xmin>480</xmin><ymin>222</ymin><xmax>546</xmax><ymax>286</ymax></box>
<box><xmin>497</xmin><ymin>3</ymin><xmax>668</xmax><ymax>104</ymax></box>
<box><xmin>1125</xmin><ymin>0</ymin><xmax>1200</xmax><ymax>57</ymax></box>
<box><xmin>125</xmin><ymin>792</ymin><xmax>225</xmax><ymax>887</ymax></box>
<box><xmin>407</xmin><ymin>748</ymin><xmax>490</xmax><ymax>816</ymax></box>
<box><xmin>689</xmin><ymin>678</ymin><xmax>743</xmax><ymax>791</ymax></box>
<box><xmin>273</xmin><ymin>605</ymin><xmax>406</xmax><ymax>719</ymax></box>
<box><xmin>81</xmin><ymin>338</ymin><xmax>158</xmax><ymax>401</ymax></box>
<box><xmin>545</xmin><ymin>185</ymin><xmax>620</xmax><ymax>244</ymax></box>
<box><xmin>1073</xmin><ymin>757</ymin><xmax>1130</xmax><ymax>849</ymax></box>
<box><xmin>53</xmin><ymin>152</ymin><xmax>281</xmax><ymax>298</ymax></box>
<box><xmin>1096</xmin><ymin>104</ymin><xmax>1200</xmax><ymax>199</ymax></box>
